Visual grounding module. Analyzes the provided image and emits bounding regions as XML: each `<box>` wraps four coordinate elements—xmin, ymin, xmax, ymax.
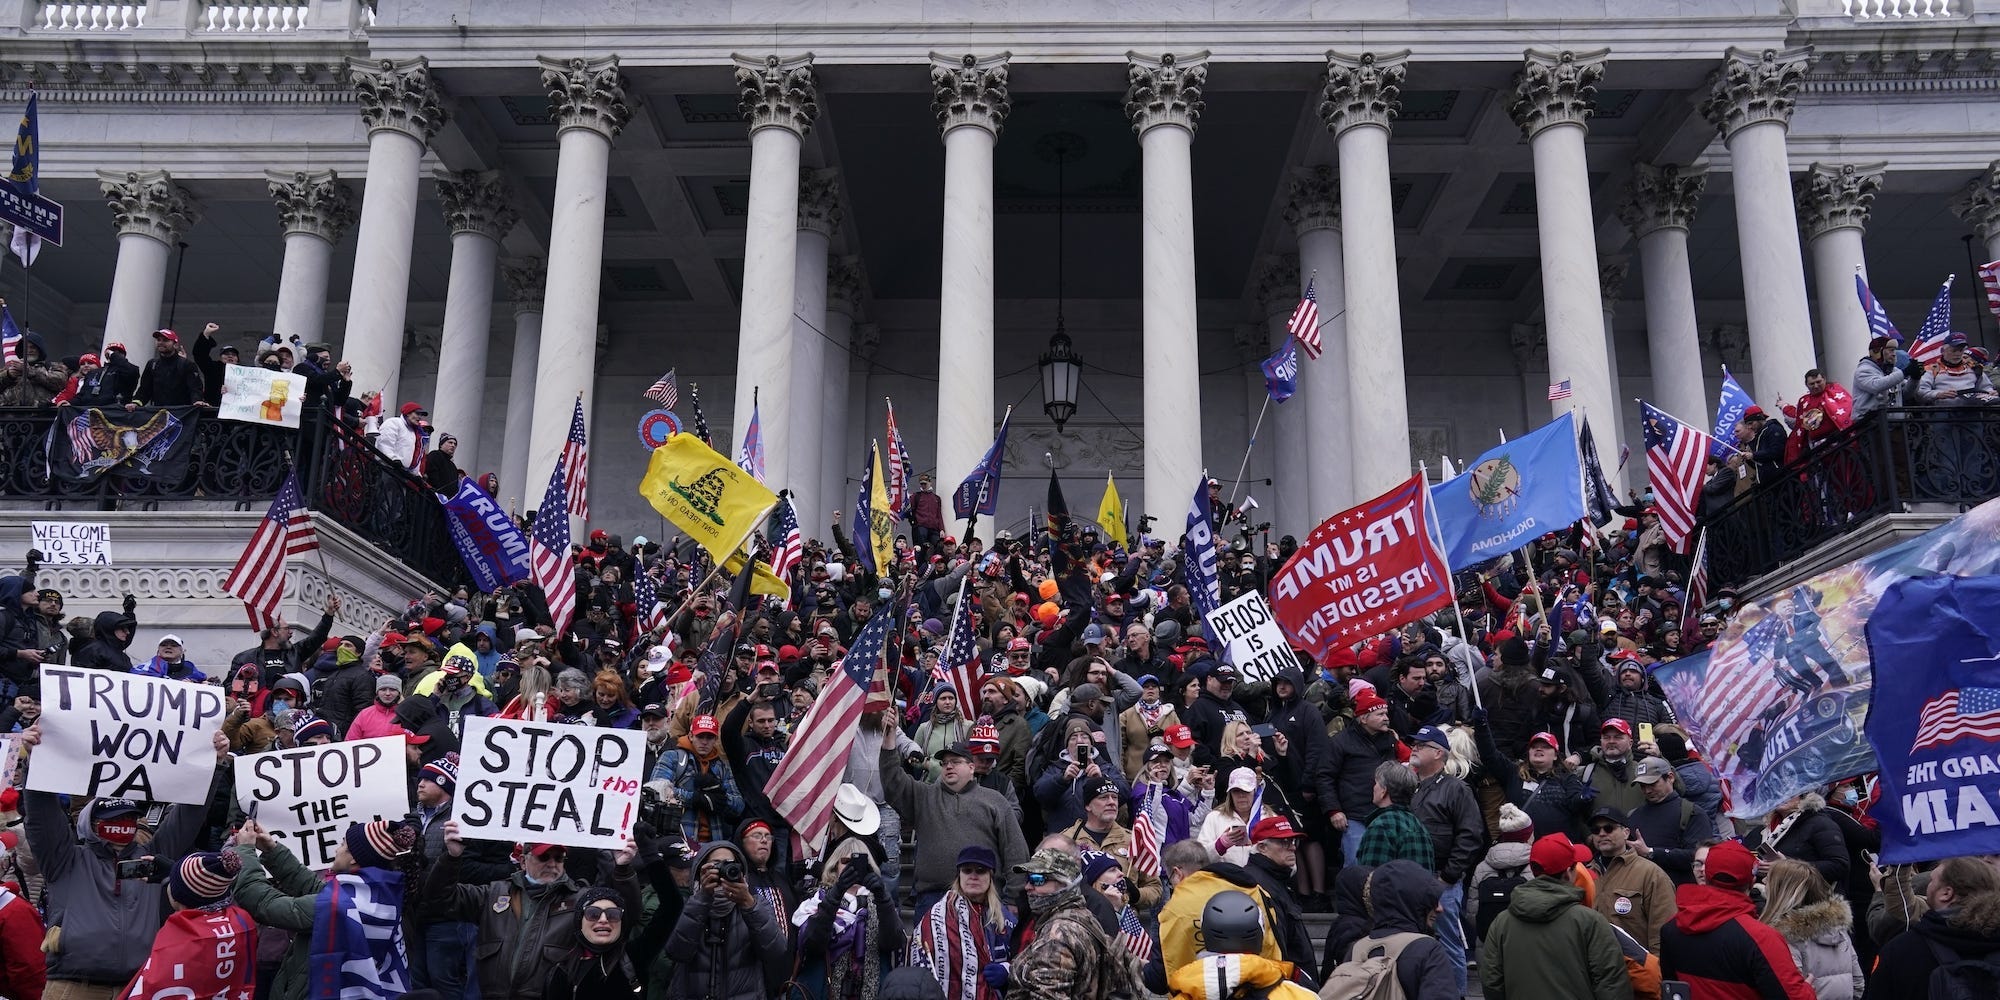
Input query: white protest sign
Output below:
<box><xmin>218</xmin><ymin>363</ymin><xmax>307</xmax><ymax>428</ymax></box>
<box><xmin>32</xmin><ymin>521</ymin><xmax>112</xmax><ymax>565</ymax></box>
<box><xmin>453</xmin><ymin>716</ymin><xmax>644</xmax><ymax>850</ymax></box>
<box><xmin>233</xmin><ymin>736</ymin><xmax>410</xmax><ymax>870</ymax></box>
<box><xmin>1204</xmin><ymin>591</ymin><xmax>1300</xmax><ymax>684</ymax></box>
<box><xmin>28</xmin><ymin>667</ymin><xmax>226</xmax><ymax>805</ymax></box>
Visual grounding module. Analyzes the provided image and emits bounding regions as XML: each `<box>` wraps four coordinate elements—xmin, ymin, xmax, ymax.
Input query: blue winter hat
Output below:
<box><xmin>955</xmin><ymin>845</ymin><xmax>998</xmax><ymax>872</ymax></box>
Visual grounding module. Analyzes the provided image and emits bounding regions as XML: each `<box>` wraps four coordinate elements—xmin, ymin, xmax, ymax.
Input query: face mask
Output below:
<box><xmin>1027</xmin><ymin>884</ymin><xmax>1073</xmax><ymax>913</ymax></box>
<box><xmin>271</xmin><ymin>698</ymin><xmax>293</xmax><ymax>713</ymax></box>
<box><xmin>878</xmin><ymin>588</ymin><xmax>892</xmax><ymax>602</ymax></box>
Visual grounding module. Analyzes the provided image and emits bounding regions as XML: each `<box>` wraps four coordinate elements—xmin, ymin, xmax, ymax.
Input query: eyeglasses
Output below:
<box><xmin>582</xmin><ymin>906</ymin><xmax>623</xmax><ymax>923</ymax></box>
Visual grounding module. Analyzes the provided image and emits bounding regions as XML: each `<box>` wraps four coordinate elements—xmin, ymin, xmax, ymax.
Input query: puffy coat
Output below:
<box><xmin>1659</xmin><ymin>884</ymin><xmax>1815</xmax><ymax>1000</ymax></box>
<box><xmin>1743</xmin><ymin>794</ymin><xmax>1850</xmax><ymax>892</ymax></box>
<box><xmin>1320</xmin><ymin>723</ymin><xmax>1400</xmax><ymax>821</ymax></box>
<box><xmin>1768</xmin><ymin>897</ymin><xmax>1862</xmax><ymax>1000</ymax></box>
<box><xmin>664</xmin><ymin>841</ymin><xmax>791</xmax><ymax>1000</ymax></box>
<box><xmin>426</xmin><ymin>849</ymin><xmax>642</xmax><ymax>1000</ymax></box>
<box><xmin>316</xmin><ymin>657</ymin><xmax>378</xmax><ymax>735</ymax></box>
<box><xmin>72</xmin><ymin>611</ymin><xmax>135</xmax><ymax>673</ymax></box>
<box><xmin>0</xmin><ymin>578</ymin><xmax>44</xmax><ymax>696</ymax></box>
<box><xmin>1481</xmin><ymin>876</ymin><xmax>1630</xmax><ymax>1000</ymax></box>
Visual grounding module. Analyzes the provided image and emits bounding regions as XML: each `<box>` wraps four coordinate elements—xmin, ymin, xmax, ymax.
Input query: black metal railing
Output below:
<box><xmin>0</xmin><ymin>405</ymin><xmax>464</xmax><ymax>586</ymax></box>
<box><xmin>1705</xmin><ymin>405</ymin><xmax>2000</xmax><ymax>589</ymax></box>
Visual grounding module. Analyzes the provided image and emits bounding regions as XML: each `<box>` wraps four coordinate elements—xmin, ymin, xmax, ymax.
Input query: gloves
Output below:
<box><xmin>837</xmin><ymin>862</ymin><xmax>868</xmax><ymax>891</ymax></box>
<box><xmin>1469</xmin><ymin>707</ymin><xmax>1489</xmax><ymax>726</ymax></box>
<box><xmin>860</xmin><ymin>870</ymin><xmax>887</xmax><ymax>896</ymax></box>
<box><xmin>982</xmin><ymin>963</ymin><xmax>1010</xmax><ymax>989</ymax></box>
<box><xmin>122</xmin><ymin>593</ymin><xmax>137</xmax><ymax>615</ymax></box>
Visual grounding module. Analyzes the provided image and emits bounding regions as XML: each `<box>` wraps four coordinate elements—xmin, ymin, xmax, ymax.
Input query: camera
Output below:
<box><xmin>637</xmin><ymin>785</ymin><xmax>681</xmax><ymax>836</ymax></box>
<box><xmin>115</xmin><ymin>858</ymin><xmax>163</xmax><ymax>882</ymax></box>
<box><xmin>714</xmin><ymin>859</ymin><xmax>745</xmax><ymax>882</ymax></box>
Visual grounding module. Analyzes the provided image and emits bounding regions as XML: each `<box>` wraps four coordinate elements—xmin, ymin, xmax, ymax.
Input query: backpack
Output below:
<box><xmin>1925</xmin><ymin>936</ymin><xmax>2000</xmax><ymax>1000</ymax></box>
<box><xmin>1320</xmin><ymin>931</ymin><xmax>1427</xmax><ymax>1000</ymax></box>
<box><xmin>1474</xmin><ymin>865</ymin><xmax>1529</xmax><ymax>943</ymax></box>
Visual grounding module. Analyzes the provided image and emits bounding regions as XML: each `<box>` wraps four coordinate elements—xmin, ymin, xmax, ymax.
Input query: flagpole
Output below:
<box><xmin>1226</xmin><ymin>394</ymin><xmax>1272</xmax><ymax>510</ymax></box>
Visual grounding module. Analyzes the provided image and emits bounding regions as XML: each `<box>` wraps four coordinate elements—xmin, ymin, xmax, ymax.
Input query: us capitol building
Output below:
<box><xmin>0</xmin><ymin>0</ymin><xmax>1993</xmax><ymax>555</ymax></box>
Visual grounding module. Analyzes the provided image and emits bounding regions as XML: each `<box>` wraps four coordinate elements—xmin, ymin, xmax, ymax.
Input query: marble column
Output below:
<box><xmin>1620</xmin><ymin>162</ymin><xmax>1711</xmax><ymax>429</ymax></box>
<box><xmin>1952</xmin><ymin>161</ymin><xmax>2000</xmax><ymax>262</ymax></box>
<box><xmin>931</xmin><ymin>51</ymin><xmax>1010</xmax><ymax>542</ymax></box>
<box><xmin>1256</xmin><ymin>255</ymin><xmax>1306</xmax><ymax>535</ymax></box>
<box><xmin>1598</xmin><ymin>257</ymin><xmax>1632</xmax><ymax>490</ymax></box>
<box><xmin>1701</xmin><ymin>47</ymin><xmax>1817</xmax><ymax>401</ymax></box>
<box><xmin>499</xmin><ymin>257</ymin><xmax>545</xmax><ymax>513</ymax></box>
<box><xmin>790</xmin><ymin>167</ymin><xmax>840</xmax><ymax>519</ymax></box>
<box><xmin>265</xmin><ymin>170</ymin><xmax>355</xmax><ymax>346</ymax></box>
<box><xmin>429</xmin><ymin>170</ymin><xmax>517</xmax><ymax>475</ymax></box>
<box><xmin>525</xmin><ymin>56</ymin><xmax>632</xmax><ymax>513</ymax></box>
<box><xmin>97</xmin><ymin>170</ymin><xmax>199</xmax><ymax>364</ymax></box>
<box><xmin>846</xmin><ymin>323</ymin><xmax>882</xmax><ymax>535</ymax></box>
<box><xmin>341</xmin><ymin>57</ymin><xmax>445</xmax><ymax>403</ymax></box>
<box><xmin>1126</xmin><ymin>51</ymin><xmax>1209</xmax><ymax>516</ymax></box>
<box><xmin>823</xmin><ymin>256</ymin><xmax>864</xmax><ymax>531</ymax></box>
<box><xmin>1322</xmin><ymin>51</ymin><xmax>1413</xmax><ymax>498</ymax></box>
<box><xmin>1285</xmin><ymin>164</ymin><xmax>1353</xmax><ymax>516</ymax></box>
<box><xmin>1796</xmin><ymin>162</ymin><xmax>1886</xmax><ymax>374</ymax></box>
<box><xmin>1509</xmin><ymin>49</ymin><xmax>1619</xmax><ymax>439</ymax></box>
<box><xmin>732</xmin><ymin>53</ymin><xmax>819</xmax><ymax>492</ymax></box>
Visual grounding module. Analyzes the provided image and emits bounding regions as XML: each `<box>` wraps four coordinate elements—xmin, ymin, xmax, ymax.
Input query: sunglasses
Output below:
<box><xmin>1590</xmin><ymin>824</ymin><xmax>1621</xmax><ymax>834</ymax></box>
<box><xmin>957</xmin><ymin>865</ymin><xmax>993</xmax><ymax>876</ymax></box>
<box><xmin>1024</xmin><ymin>872</ymin><xmax>1055</xmax><ymax>886</ymax></box>
<box><xmin>582</xmin><ymin>906</ymin><xmax>623</xmax><ymax>922</ymax></box>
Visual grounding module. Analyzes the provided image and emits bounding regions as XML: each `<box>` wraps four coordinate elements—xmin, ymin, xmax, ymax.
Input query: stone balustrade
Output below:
<box><xmin>201</xmin><ymin>0</ymin><xmax>310</xmax><ymax>32</ymax></box>
<box><xmin>29</xmin><ymin>0</ymin><xmax>369</xmax><ymax>34</ymax></box>
<box><xmin>38</xmin><ymin>2</ymin><xmax>145</xmax><ymax>30</ymax></box>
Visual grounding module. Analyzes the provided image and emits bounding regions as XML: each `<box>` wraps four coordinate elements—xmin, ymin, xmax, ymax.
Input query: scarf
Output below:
<box><xmin>913</xmin><ymin>891</ymin><xmax>995</xmax><ymax>1000</ymax></box>
<box><xmin>118</xmin><ymin>907</ymin><xmax>258</xmax><ymax>1000</ymax></box>
<box><xmin>1136</xmin><ymin>700</ymin><xmax>1168</xmax><ymax>731</ymax></box>
<box><xmin>797</xmin><ymin>888</ymin><xmax>883</xmax><ymax>1000</ymax></box>
<box><xmin>309</xmin><ymin>867</ymin><xmax>411</xmax><ymax>1000</ymax></box>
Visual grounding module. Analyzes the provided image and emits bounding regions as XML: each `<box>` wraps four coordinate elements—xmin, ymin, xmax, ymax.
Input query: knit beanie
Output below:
<box><xmin>1496</xmin><ymin>803</ymin><xmax>1535</xmax><ymax>843</ymax></box>
<box><xmin>169</xmin><ymin>850</ymin><xmax>243</xmax><ymax>911</ymax></box>
<box><xmin>1080</xmin><ymin>849</ymin><xmax>1121</xmax><ymax>887</ymax></box>
<box><xmin>573</xmin><ymin>885</ymin><xmax>628</xmax><ymax>949</ymax></box>
<box><xmin>420</xmin><ymin>752</ymin><xmax>460</xmax><ymax>793</ymax></box>
<box><xmin>293</xmin><ymin>715</ymin><xmax>336</xmax><ymax>744</ymax></box>
<box><xmin>1499</xmin><ymin>637</ymin><xmax>1531</xmax><ymax>668</ymax></box>
<box><xmin>375</xmin><ymin>672</ymin><xmax>402</xmax><ymax>692</ymax></box>
<box><xmin>345</xmin><ymin>819</ymin><xmax>416</xmax><ymax>869</ymax></box>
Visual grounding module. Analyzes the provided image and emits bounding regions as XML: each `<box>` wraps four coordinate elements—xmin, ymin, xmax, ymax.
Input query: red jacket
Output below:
<box><xmin>0</xmin><ymin>888</ymin><xmax>46</xmax><ymax>1000</ymax></box>
<box><xmin>1657</xmin><ymin>884</ymin><xmax>1813</xmax><ymax>1000</ymax></box>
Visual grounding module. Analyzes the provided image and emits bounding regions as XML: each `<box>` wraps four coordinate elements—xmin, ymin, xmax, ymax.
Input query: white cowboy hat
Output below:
<box><xmin>832</xmin><ymin>783</ymin><xmax>880</xmax><ymax>836</ymax></box>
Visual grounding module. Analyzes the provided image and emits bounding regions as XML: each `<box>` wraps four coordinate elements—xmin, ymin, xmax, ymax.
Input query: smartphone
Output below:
<box><xmin>1251</xmin><ymin>723</ymin><xmax>1277</xmax><ymax>739</ymax></box>
<box><xmin>1757</xmin><ymin>841</ymin><xmax>1781</xmax><ymax>861</ymax></box>
<box><xmin>1638</xmin><ymin>723</ymin><xmax>1655</xmax><ymax>745</ymax></box>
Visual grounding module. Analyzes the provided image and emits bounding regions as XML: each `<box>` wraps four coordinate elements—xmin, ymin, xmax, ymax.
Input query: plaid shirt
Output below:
<box><xmin>1356</xmin><ymin>804</ymin><xmax>1436</xmax><ymax>870</ymax></box>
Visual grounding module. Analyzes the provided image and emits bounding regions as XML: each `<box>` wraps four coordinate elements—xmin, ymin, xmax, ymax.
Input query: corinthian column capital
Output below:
<box><xmin>1509</xmin><ymin>48</ymin><xmax>1609</xmax><ymax>139</ymax></box>
<box><xmin>98</xmin><ymin>169</ymin><xmax>200</xmax><ymax>245</ymax></box>
<box><xmin>733</xmin><ymin>53</ymin><xmax>819</xmax><ymax>138</ymax></box>
<box><xmin>538</xmin><ymin>55</ymin><xmax>634</xmax><ymax>141</ymax></box>
<box><xmin>1794</xmin><ymin>161</ymin><xmax>1886</xmax><ymax>241</ymax></box>
<box><xmin>1124</xmin><ymin>51</ymin><xmax>1209</xmax><ymax>135</ymax></box>
<box><xmin>930</xmin><ymin>52</ymin><xmax>1011</xmax><ymax>137</ymax></box>
<box><xmin>265</xmin><ymin>169</ymin><xmax>355</xmax><ymax>243</ymax></box>
<box><xmin>1954</xmin><ymin>160</ymin><xmax>2000</xmax><ymax>243</ymax></box>
<box><xmin>1320</xmin><ymin>50</ymin><xmax>1410</xmax><ymax>137</ymax></box>
<box><xmin>503</xmin><ymin>256</ymin><xmax>547</xmax><ymax>315</ymax></box>
<box><xmin>1620</xmin><ymin>162</ymin><xmax>1708</xmax><ymax>237</ymax></box>
<box><xmin>1284</xmin><ymin>165</ymin><xmax>1341</xmax><ymax>235</ymax></box>
<box><xmin>798</xmin><ymin>167</ymin><xmax>843</xmax><ymax>238</ymax></box>
<box><xmin>345</xmin><ymin>56</ymin><xmax>447</xmax><ymax>145</ymax></box>
<box><xmin>1701</xmin><ymin>46</ymin><xmax>1812</xmax><ymax>140</ymax></box>
<box><xmin>436</xmin><ymin>169</ymin><xmax>520</xmax><ymax>242</ymax></box>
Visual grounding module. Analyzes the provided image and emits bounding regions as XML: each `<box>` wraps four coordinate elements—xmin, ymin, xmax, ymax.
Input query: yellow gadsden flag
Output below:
<box><xmin>1096</xmin><ymin>472</ymin><xmax>1128</xmax><ymax>547</ymax></box>
<box><xmin>868</xmin><ymin>443</ymin><xmax>895</xmax><ymax>573</ymax></box>
<box><xmin>639</xmin><ymin>433</ymin><xmax>779</xmax><ymax>561</ymax></box>
<box><xmin>722</xmin><ymin>548</ymin><xmax>791</xmax><ymax>599</ymax></box>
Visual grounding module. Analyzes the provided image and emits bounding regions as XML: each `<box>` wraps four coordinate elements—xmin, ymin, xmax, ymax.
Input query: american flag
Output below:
<box><xmin>559</xmin><ymin>395</ymin><xmax>589</xmax><ymax>520</ymax></box>
<box><xmin>224</xmin><ymin>469</ymin><xmax>318</xmax><ymax>631</ymax></box>
<box><xmin>737</xmin><ymin>396</ymin><xmax>766</xmax><ymax>482</ymax></box>
<box><xmin>644</xmin><ymin>368</ymin><xmax>678</xmax><ymax>409</ymax></box>
<box><xmin>1909</xmin><ymin>276</ymin><xmax>1956</xmax><ymax>365</ymax></box>
<box><xmin>0</xmin><ymin>305</ymin><xmax>19</xmax><ymax>364</ymax></box>
<box><xmin>1286</xmin><ymin>277</ymin><xmax>1322</xmax><ymax>359</ymax></box>
<box><xmin>633</xmin><ymin>567</ymin><xmax>667</xmax><ymax>634</ymax></box>
<box><xmin>767</xmin><ymin>605</ymin><xmax>897</xmax><ymax>848</ymax></box>
<box><xmin>1692</xmin><ymin>614</ymin><xmax>1787</xmax><ymax>768</ymax></box>
<box><xmin>1914</xmin><ymin>687</ymin><xmax>2000</xmax><ymax>752</ymax></box>
<box><xmin>768</xmin><ymin>498</ymin><xmax>803</xmax><ymax>608</ymax></box>
<box><xmin>940</xmin><ymin>577</ymin><xmax>982</xmax><ymax>708</ymax></box>
<box><xmin>1855</xmin><ymin>273</ymin><xmax>1901</xmax><ymax>344</ymax></box>
<box><xmin>689</xmin><ymin>382</ymin><xmax>713</xmax><ymax>446</ymax></box>
<box><xmin>1640</xmin><ymin>401</ymin><xmax>1711</xmax><ymax>553</ymax></box>
<box><xmin>1548</xmin><ymin>379</ymin><xmax>1573</xmax><ymax>401</ymax></box>
<box><xmin>1979</xmin><ymin>261</ymin><xmax>2000</xmax><ymax>327</ymax></box>
<box><xmin>884</xmin><ymin>398</ymin><xmax>912</xmax><ymax>517</ymax></box>
<box><xmin>1131</xmin><ymin>803</ymin><xmax>1162</xmax><ymax>882</ymax></box>
<box><xmin>1116</xmin><ymin>899</ymin><xmax>1154</xmax><ymax>959</ymax></box>
<box><xmin>1681</xmin><ymin>531</ymin><xmax>1708</xmax><ymax>652</ymax></box>
<box><xmin>529</xmin><ymin>455</ymin><xmax>578</xmax><ymax>634</ymax></box>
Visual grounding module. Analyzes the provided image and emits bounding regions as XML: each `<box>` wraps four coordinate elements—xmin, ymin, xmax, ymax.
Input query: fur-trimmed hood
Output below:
<box><xmin>1794</xmin><ymin>791</ymin><xmax>1826</xmax><ymax>815</ymax></box>
<box><xmin>1768</xmin><ymin>896</ymin><xmax>1852</xmax><ymax>945</ymax></box>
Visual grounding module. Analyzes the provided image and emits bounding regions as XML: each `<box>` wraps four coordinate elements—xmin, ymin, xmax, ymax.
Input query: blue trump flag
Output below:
<box><xmin>1865</xmin><ymin>574</ymin><xmax>2000</xmax><ymax>863</ymax></box>
<box><xmin>952</xmin><ymin>408</ymin><xmax>1012</xmax><ymax>521</ymax></box>
<box><xmin>1183</xmin><ymin>477</ymin><xmax>1222</xmax><ymax>642</ymax></box>
<box><xmin>437</xmin><ymin>477</ymin><xmax>532</xmax><ymax>591</ymax></box>
<box><xmin>852</xmin><ymin>443</ymin><xmax>877</xmax><ymax>576</ymax></box>
<box><xmin>1429</xmin><ymin>412</ymin><xmax>1585</xmax><ymax>571</ymax></box>
<box><xmin>1712</xmin><ymin>367</ymin><xmax>1754</xmax><ymax>460</ymax></box>
<box><xmin>1260</xmin><ymin>338</ymin><xmax>1298</xmax><ymax>403</ymax></box>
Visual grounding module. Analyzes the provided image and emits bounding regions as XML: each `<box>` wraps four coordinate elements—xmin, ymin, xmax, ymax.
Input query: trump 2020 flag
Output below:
<box><xmin>1712</xmin><ymin>367</ymin><xmax>1754</xmax><ymax>460</ymax></box>
<box><xmin>1260</xmin><ymin>338</ymin><xmax>1299</xmax><ymax>403</ymax></box>
<box><xmin>1183</xmin><ymin>477</ymin><xmax>1222</xmax><ymax>642</ymax></box>
<box><xmin>438</xmin><ymin>476</ymin><xmax>533</xmax><ymax>591</ymax></box>
<box><xmin>1428</xmin><ymin>412</ymin><xmax>1585</xmax><ymax>571</ymax></box>
<box><xmin>1866</xmin><ymin>574</ymin><xmax>2000</xmax><ymax>863</ymax></box>
<box><xmin>952</xmin><ymin>407</ymin><xmax>1012</xmax><ymax>521</ymax></box>
<box><xmin>852</xmin><ymin>443</ymin><xmax>878</xmax><ymax>576</ymax></box>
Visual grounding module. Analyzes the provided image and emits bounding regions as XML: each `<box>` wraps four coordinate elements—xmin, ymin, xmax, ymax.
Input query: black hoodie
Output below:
<box><xmin>542</xmin><ymin>885</ymin><xmax>640</xmax><ymax>999</ymax></box>
<box><xmin>1321</xmin><ymin>864</ymin><xmax>1377</xmax><ymax>980</ymax></box>
<box><xmin>74</xmin><ymin>610</ymin><xmax>136</xmax><ymax>673</ymax></box>
<box><xmin>1360</xmin><ymin>859</ymin><xmax>1457</xmax><ymax>1000</ymax></box>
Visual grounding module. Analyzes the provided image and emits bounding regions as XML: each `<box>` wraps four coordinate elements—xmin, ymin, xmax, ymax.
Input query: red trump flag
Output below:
<box><xmin>1270</xmin><ymin>473</ymin><xmax>1455</xmax><ymax>661</ymax></box>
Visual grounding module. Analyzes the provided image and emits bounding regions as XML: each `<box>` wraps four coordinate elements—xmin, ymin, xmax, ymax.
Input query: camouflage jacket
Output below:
<box><xmin>1010</xmin><ymin>893</ymin><xmax>1141</xmax><ymax>1000</ymax></box>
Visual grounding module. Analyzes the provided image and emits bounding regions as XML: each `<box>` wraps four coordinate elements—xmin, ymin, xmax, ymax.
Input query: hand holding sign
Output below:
<box><xmin>452</xmin><ymin>717</ymin><xmax>645</xmax><ymax>850</ymax></box>
<box><xmin>28</xmin><ymin>668</ymin><xmax>227</xmax><ymax>805</ymax></box>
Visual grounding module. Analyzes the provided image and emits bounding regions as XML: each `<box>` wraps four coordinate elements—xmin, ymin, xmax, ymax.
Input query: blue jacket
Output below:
<box><xmin>652</xmin><ymin>740</ymin><xmax>745</xmax><ymax>844</ymax></box>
